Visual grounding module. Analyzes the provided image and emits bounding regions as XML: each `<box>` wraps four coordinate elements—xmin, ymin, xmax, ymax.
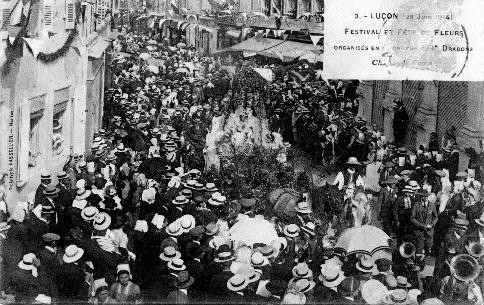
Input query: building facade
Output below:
<box><xmin>0</xmin><ymin>0</ymin><xmax>112</xmax><ymax>206</ymax></box>
<box><xmin>358</xmin><ymin>81</ymin><xmax>484</xmax><ymax>152</ymax></box>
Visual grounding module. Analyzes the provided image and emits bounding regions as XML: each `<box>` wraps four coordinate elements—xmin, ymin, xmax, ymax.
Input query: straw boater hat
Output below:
<box><xmin>320</xmin><ymin>260</ymin><xmax>345</xmax><ymax>288</ymax></box>
<box><xmin>43</xmin><ymin>184</ymin><xmax>59</xmax><ymax>197</ymax></box>
<box><xmin>251</xmin><ymin>252</ymin><xmax>269</xmax><ymax>268</ymax></box>
<box><xmin>396</xmin><ymin>276</ymin><xmax>412</xmax><ymax>288</ymax></box>
<box><xmin>160</xmin><ymin>246</ymin><xmax>181</xmax><ymax>262</ymax></box>
<box><xmin>179</xmin><ymin>215</ymin><xmax>196</xmax><ymax>233</ymax></box>
<box><xmin>208</xmin><ymin>193</ymin><xmax>226</xmax><ymax>206</ymax></box>
<box><xmin>166</xmin><ymin>222</ymin><xmax>183</xmax><ymax>237</ymax></box>
<box><xmin>205</xmin><ymin>183</ymin><xmax>218</xmax><ymax>192</ymax></box>
<box><xmin>361</xmin><ymin>279</ymin><xmax>389</xmax><ymax>304</ymax></box>
<box><xmin>18</xmin><ymin>253</ymin><xmax>37</xmax><ymax>272</ymax></box>
<box><xmin>284</xmin><ymin>224</ymin><xmax>300</xmax><ymax>238</ymax></box>
<box><xmin>168</xmin><ymin>258</ymin><xmax>187</xmax><ymax>271</ymax></box>
<box><xmin>260</xmin><ymin>245</ymin><xmax>279</xmax><ymax>259</ymax></box>
<box><xmin>356</xmin><ymin>255</ymin><xmax>378</xmax><ymax>275</ymax></box>
<box><xmin>346</xmin><ymin>157</ymin><xmax>361</xmax><ymax>166</ymax></box>
<box><xmin>236</xmin><ymin>264</ymin><xmax>261</xmax><ymax>284</ymax></box>
<box><xmin>63</xmin><ymin>245</ymin><xmax>84</xmax><ymax>263</ymax></box>
<box><xmin>295</xmin><ymin>201</ymin><xmax>312</xmax><ymax>214</ymax></box>
<box><xmin>383</xmin><ymin>289</ymin><xmax>409</xmax><ymax>304</ymax></box>
<box><xmin>93</xmin><ymin>212</ymin><xmax>112</xmax><ymax>231</ymax></box>
<box><xmin>227</xmin><ymin>274</ymin><xmax>249</xmax><ymax>292</ymax></box>
<box><xmin>214</xmin><ymin>244</ymin><xmax>235</xmax><ymax>263</ymax></box>
<box><xmin>76</xmin><ymin>188</ymin><xmax>91</xmax><ymax>201</ymax></box>
<box><xmin>292</xmin><ymin>262</ymin><xmax>313</xmax><ymax>279</ymax></box>
<box><xmin>295</xmin><ymin>278</ymin><xmax>316</xmax><ymax>294</ymax></box>
<box><xmin>81</xmin><ymin>206</ymin><xmax>99</xmax><ymax>221</ymax></box>
<box><xmin>172</xmin><ymin>195</ymin><xmax>189</xmax><ymax>205</ymax></box>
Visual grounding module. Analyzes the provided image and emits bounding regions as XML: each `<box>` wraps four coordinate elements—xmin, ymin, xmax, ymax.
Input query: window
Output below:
<box><xmin>53</xmin><ymin>103</ymin><xmax>68</xmax><ymax>157</ymax></box>
<box><xmin>29</xmin><ymin>116</ymin><xmax>41</xmax><ymax>168</ymax></box>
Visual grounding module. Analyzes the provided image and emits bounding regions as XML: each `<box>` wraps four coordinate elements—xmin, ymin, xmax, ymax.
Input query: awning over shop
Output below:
<box><xmin>229</xmin><ymin>37</ymin><xmax>282</xmax><ymax>53</ymax></box>
<box><xmin>226</xmin><ymin>30</ymin><xmax>240</xmax><ymax>38</ymax></box>
<box><xmin>88</xmin><ymin>39</ymin><xmax>110</xmax><ymax>58</ymax></box>
<box><xmin>259</xmin><ymin>40</ymin><xmax>322</xmax><ymax>62</ymax></box>
<box><xmin>136</xmin><ymin>15</ymin><xmax>148</xmax><ymax>21</ymax></box>
<box><xmin>299</xmin><ymin>49</ymin><xmax>324</xmax><ymax>63</ymax></box>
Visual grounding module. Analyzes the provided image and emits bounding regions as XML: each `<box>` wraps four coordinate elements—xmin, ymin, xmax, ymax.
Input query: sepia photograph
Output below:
<box><xmin>0</xmin><ymin>0</ymin><xmax>483</xmax><ymax>303</ymax></box>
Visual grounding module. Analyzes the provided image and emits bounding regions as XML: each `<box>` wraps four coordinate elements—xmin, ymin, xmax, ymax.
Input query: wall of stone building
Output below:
<box><xmin>0</xmin><ymin>38</ymin><xmax>90</xmax><ymax>208</ymax></box>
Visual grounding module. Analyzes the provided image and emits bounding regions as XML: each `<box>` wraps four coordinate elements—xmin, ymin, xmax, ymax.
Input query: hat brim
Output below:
<box><xmin>356</xmin><ymin>263</ymin><xmax>378</xmax><ymax>275</ymax></box>
<box><xmin>292</xmin><ymin>269</ymin><xmax>313</xmax><ymax>279</ymax></box>
<box><xmin>208</xmin><ymin>199</ymin><xmax>226</xmax><ymax>206</ymax></box>
<box><xmin>214</xmin><ymin>255</ymin><xmax>235</xmax><ymax>263</ymax></box>
<box><xmin>295</xmin><ymin>208</ymin><xmax>312</xmax><ymax>214</ymax></box>
<box><xmin>160</xmin><ymin>252</ymin><xmax>181</xmax><ymax>262</ymax></box>
<box><xmin>63</xmin><ymin>249</ymin><xmax>84</xmax><ymax>263</ymax></box>
<box><xmin>172</xmin><ymin>199</ymin><xmax>189</xmax><ymax>205</ymax></box>
<box><xmin>321</xmin><ymin>271</ymin><xmax>345</xmax><ymax>288</ymax></box>
<box><xmin>168</xmin><ymin>264</ymin><xmax>187</xmax><ymax>271</ymax></box>
<box><xmin>175</xmin><ymin>276</ymin><xmax>195</xmax><ymax>289</ymax></box>
<box><xmin>227</xmin><ymin>280</ymin><xmax>249</xmax><ymax>292</ymax></box>
<box><xmin>93</xmin><ymin>223</ymin><xmax>111</xmax><ymax>231</ymax></box>
<box><xmin>284</xmin><ymin>229</ymin><xmax>299</xmax><ymax>238</ymax></box>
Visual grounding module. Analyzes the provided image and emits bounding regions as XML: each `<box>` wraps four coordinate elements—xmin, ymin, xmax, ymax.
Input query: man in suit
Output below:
<box><xmin>37</xmin><ymin>233</ymin><xmax>61</xmax><ymax>298</ymax></box>
<box><xmin>34</xmin><ymin>173</ymin><xmax>52</xmax><ymax>208</ymax></box>
<box><xmin>166</xmin><ymin>271</ymin><xmax>195</xmax><ymax>304</ymax></box>
<box><xmin>379</xmin><ymin>176</ymin><xmax>398</xmax><ymax>236</ymax></box>
<box><xmin>56</xmin><ymin>172</ymin><xmax>73</xmax><ymax>208</ymax></box>
<box><xmin>59</xmin><ymin>245</ymin><xmax>89</xmax><ymax>302</ymax></box>
<box><xmin>395</xmin><ymin>186</ymin><xmax>415</xmax><ymax>237</ymax></box>
<box><xmin>410</xmin><ymin>190</ymin><xmax>438</xmax><ymax>255</ymax></box>
<box><xmin>441</xmin><ymin>217</ymin><xmax>470</xmax><ymax>260</ymax></box>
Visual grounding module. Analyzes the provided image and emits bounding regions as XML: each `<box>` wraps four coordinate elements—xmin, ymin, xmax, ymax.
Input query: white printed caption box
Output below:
<box><xmin>322</xmin><ymin>0</ymin><xmax>484</xmax><ymax>80</ymax></box>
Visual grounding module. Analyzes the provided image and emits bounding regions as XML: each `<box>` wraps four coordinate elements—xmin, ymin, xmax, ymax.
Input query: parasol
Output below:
<box><xmin>229</xmin><ymin>218</ymin><xmax>278</xmax><ymax>246</ymax></box>
<box><xmin>335</xmin><ymin>225</ymin><xmax>391</xmax><ymax>256</ymax></box>
<box><xmin>176</xmin><ymin>42</ymin><xmax>187</xmax><ymax>48</ymax></box>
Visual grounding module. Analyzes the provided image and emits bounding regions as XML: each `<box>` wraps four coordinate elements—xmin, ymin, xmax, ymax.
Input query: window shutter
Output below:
<box><xmin>65</xmin><ymin>0</ymin><xmax>75</xmax><ymax>29</ymax></box>
<box><xmin>1</xmin><ymin>8</ymin><xmax>10</xmax><ymax>27</ymax></box>
<box><xmin>17</xmin><ymin>100</ymin><xmax>30</xmax><ymax>188</ymax></box>
<box><xmin>42</xmin><ymin>0</ymin><xmax>54</xmax><ymax>31</ymax></box>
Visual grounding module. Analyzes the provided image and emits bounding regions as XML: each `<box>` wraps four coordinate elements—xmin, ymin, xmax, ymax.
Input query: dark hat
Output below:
<box><xmin>265</xmin><ymin>279</ymin><xmax>288</xmax><ymax>296</ymax></box>
<box><xmin>180</xmin><ymin>189</ymin><xmax>193</xmax><ymax>198</ymax></box>
<box><xmin>42</xmin><ymin>233</ymin><xmax>60</xmax><ymax>242</ymax></box>
<box><xmin>43</xmin><ymin>184</ymin><xmax>59</xmax><ymax>196</ymax></box>
<box><xmin>375</xmin><ymin>258</ymin><xmax>392</xmax><ymax>271</ymax></box>
<box><xmin>186</xmin><ymin>243</ymin><xmax>204</xmax><ymax>259</ymax></box>
<box><xmin>239</xmin><ymin>198</ymin><xmax>257</xmax><ymax>208</ymax></box>
<box><xmin>174</xmin><ymin>271</ymin><xmax>195</xmax><ymax>289</ymax></box>
<box><xmin>193</xmin><ymin>196</ymin><xmax>205</xmax><ymax>204</ymax></box>
<box><xmin>189</xmin><ymin>226</ymin><xmax>205</xmax><ymax>238</ymax></box>
<box><xmin>397</xmin><ymin>147</ymin><xmax>409</xmax><ymax>155</ymax></box>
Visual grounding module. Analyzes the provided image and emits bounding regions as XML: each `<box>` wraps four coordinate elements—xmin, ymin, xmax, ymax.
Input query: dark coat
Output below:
<box><xmin>410</xmin><ymin>201</ymin><xmax>438</xmax><ymax>236</ymax></box>
<box><xmin>58</xmin><ymin>262</ymin><xmax>89</xmax><ymax>301</ymax></box>
<box><xmin>37</xmin><ymin>247</ymin><xmax>60</xmax><ymax>296</ymax></box>
<box><xmin>7</xmin><ymin>268</ymin><xmax>45</xmax><ymax>303</ymax></box>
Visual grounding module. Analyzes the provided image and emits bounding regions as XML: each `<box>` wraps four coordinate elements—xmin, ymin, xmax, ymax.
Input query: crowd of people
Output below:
<box><xmin>1</xmin><ymin>24</ymin><xmax>484</xmax><ymax>305</ymax></box>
